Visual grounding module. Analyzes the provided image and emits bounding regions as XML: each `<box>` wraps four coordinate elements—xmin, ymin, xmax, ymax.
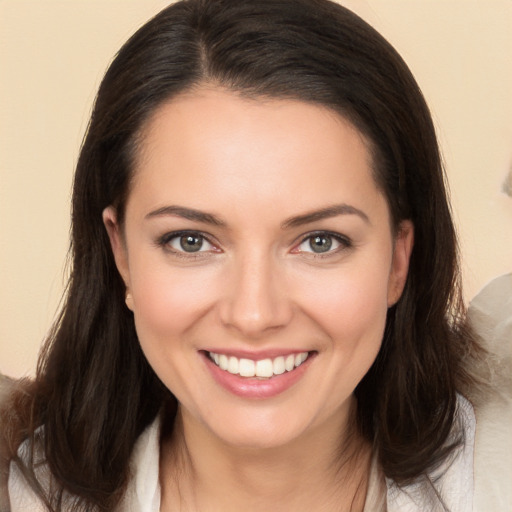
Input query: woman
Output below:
<box><xmin>1</xmin><ymin>0</ymin><xmax>485</xmax><ymax>510</ymax></box>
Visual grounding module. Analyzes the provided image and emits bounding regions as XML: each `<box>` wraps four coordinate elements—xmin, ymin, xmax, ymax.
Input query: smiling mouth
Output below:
<box><xmin>208</xmin><ymin>351</ymin><xmax>311</xmax><ymax>379</ymax></box>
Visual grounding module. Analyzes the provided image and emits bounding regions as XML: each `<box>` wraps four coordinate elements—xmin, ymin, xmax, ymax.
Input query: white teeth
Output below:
<box><xmin>285</xmin><ymin>354</ymin><xmax>295</xmax><ymax>371</ymax></box>
<box><xmin>209</xmin><ymin>351</ymin><xmax>310</xmax><ymax>378</ymax></box>
<box><xmin>256</xmin><ymin>359</ymin><xmax>274</xmax><ymax>378</ymax></box>
<box><xmin>219</xmin><ymin>354</ymin><xmax>229</xmax><ymax>370</ymax></box>
<box><xmin>239</xmin><ymin>358</ymin><xmax>255</xmax><ymax>377</ymax></box>
<box><xmin>273</xmin><ymin>356</ymin><xmax>285</xmax><ymax>375</ymax></box>
<box><xmin>227</xmin><ymin>356</ymin><xmax>239</xmax><ymax>375</ymax></box>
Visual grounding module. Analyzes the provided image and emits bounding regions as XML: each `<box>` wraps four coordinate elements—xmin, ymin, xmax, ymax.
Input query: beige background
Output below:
<box><xmin>1</xmin><ymin>1</ymin><xmax>511</xmax><ymax>378</ymax></box>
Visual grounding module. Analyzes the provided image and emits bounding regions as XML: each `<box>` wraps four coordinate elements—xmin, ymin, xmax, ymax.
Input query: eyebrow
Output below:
<box><xmin>281</xmin><ymin>204</ymin><xmax>370</xmax><ymax>229</ymax></box>
<box><xmin>145</xmin><ymin>205</ymin><xmax>226</xmax><ymax>226</ymax></box>
<box><xmin>145</xmin><ymin>203</ymin><xmax>370</xmax><ymax>229</ymax></box>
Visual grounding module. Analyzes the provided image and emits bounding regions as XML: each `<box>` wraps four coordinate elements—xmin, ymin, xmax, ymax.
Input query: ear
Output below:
<box><xmin>102</xmin><ymin>206</ymin><xmax>133</xmax><ymax>310</ymax></box>
<box><xmin>387</xmin><ymin>220</ymin><xmax>414</xmax><ymax>307</ymax></box>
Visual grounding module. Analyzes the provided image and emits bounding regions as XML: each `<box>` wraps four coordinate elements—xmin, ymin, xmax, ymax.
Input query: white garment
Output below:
<box><xmin>469</xmin><ymin>273</ymin><xmax>512</xmax><ymax>512</ymax></box>
<box><xmin>386</xmin><ymin>396</ymin><xmax>475</xmax><ymax>512</ymax></box>
<box><xmin>7</xmin><ymin>396</ymin><xmax>476</xmax><ymax>512</ymax></box>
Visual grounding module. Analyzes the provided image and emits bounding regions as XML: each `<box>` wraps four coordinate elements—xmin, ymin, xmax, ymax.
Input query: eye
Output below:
<box><xmin>160</xmin><ymin>232</ymin><xmax>216</xmax><ymax>253</ymax></box>
<box><xmin>295</xmin><ymin>232</ymin><xmax>350</xmax><ymax>255</ymax></box>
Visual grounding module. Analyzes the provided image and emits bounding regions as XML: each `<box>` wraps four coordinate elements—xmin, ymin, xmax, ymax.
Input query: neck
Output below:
<box><xmin>159</xmin><ymin>398</ymin><xmax>371</xmax><ymax>512</ymax></box>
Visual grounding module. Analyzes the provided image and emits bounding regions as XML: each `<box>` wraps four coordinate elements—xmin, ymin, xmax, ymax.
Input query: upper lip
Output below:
<box><xmin>201</xmin><ymin>349</ymin><xmax>313</xmax><ymax>360</ymax></box>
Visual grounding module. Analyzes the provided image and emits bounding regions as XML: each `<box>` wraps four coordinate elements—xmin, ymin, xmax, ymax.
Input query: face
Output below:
<box><xmin>104</xmin><ymin>88</ymin><xmax>413</xmax><ymax>450</ymax></box>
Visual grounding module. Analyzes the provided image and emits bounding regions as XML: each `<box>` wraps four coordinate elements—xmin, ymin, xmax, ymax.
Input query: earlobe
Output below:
<box><xmin>102</xmin><ymin>207</ymin><xmax>131</xmax><ymax>295</ymax></box>
<box><xmin>387</xmin><ymin>220</ymin><xmax>414</xmax><ymax>307</ymax></box>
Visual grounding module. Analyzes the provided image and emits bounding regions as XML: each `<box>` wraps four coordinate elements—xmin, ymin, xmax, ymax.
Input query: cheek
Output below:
<box><xmin>293</xmin><ymin>254</ymin><xmax>392</xmax><ymax>374</ymax></box>
<box><xmin>128</xmin><ymin>258</ymin><xmax>218</xmax><ymax>347</ymax></box>
<box><xmin>300</xmin><ymin>265</ymin><xmax>390</xmax><ymax>334</ymax></box>
<box><xmin>126</xmin><ymin>258</ymin><xmax>222</xmax><ymax>397</ymax></box>
<box><xmin>313</xmin><ymin>270</ymin><xmax>390</xmax><ymax>395</ymax></box>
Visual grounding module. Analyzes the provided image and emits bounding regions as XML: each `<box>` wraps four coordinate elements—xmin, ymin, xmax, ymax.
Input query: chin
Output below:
<box><xmin>196</xmin><ymin>401</ymin><xmax>329</xmax><ymax>451</ymax></box>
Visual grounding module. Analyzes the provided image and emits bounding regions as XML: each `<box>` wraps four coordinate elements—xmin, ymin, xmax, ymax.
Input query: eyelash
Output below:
<box><xmin>156</xmin><ymin>230</ymin><xmax>218</xmax><ymax>259</ymax></box>
<box><xmin>155</xmin><ymin>230</ymin><xmax>352</xmax><ymax>259</ymax></box>
<box><xmin>293</xmin><ymin>231</ymin><xmax>353</xmax><ymax>258</ymax></box>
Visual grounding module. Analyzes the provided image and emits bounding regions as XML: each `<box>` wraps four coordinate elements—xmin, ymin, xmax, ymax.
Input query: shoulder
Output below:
<box><xmin>7</xmin><ymin>415</ymin><xmax>162</xmax><ymax>512</ymax></box>
<box><xmin>468</xmin><ymin>274</ymin><xmax>512</xmax><ymax>511</ymax></box>
<box><xmin>385</xmin><ymin>394</ymin><xmax>476</xmax><ymax>512</ymax></box>
<box><xmin>117</xmin><ymin>415</ymin><xmax>161</xmax><ymax>512</ymax></box>
<box><xmin>7</xmin><ymin>460</ymin><xmax>49</xmax><ymax>512</ymax></box>
<box><xmin>7</xmin><ymin>427</ymin><xmax>62</xmax><ymax>512</ymax></box>
<box><xmin>385</xmin><ymin>274</ymin><xmax>512</xmax><ymax>511</ymax></box>
<box><xmin>0</xmin><ymin>375</ymin><xmax>15</xmax><ymax>512</ymax></box>
<box><xmin>0</xmin><ymin>375</ymin><xmax>48</xmax><ymax>511</ymax></box>
<box><xmin>384</xmin><ymin>274</ymin><xmax>512</xmax><ymax>511</ymax></box>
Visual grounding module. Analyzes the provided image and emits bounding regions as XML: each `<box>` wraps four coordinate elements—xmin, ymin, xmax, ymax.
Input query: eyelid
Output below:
<box><xmin>156</xmin><ymin>229</ymin><xmax>351</xmax><ymax>258</ymax></box>
<box><xmin>156</xmin><ymin>230</ymin><xmax>221</xmax><ymax>255</ymax></box>
<box><xmin>292</xmin><ymin>230</ymin><xmax>353</xmax><ymax>255</ymax></box>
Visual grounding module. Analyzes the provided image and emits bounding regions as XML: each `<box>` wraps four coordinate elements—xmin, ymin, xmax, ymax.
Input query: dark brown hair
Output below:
<box><xmin>2</xmin><ymin>0</ymin><xmax>480</xmax><ymax>509</ymax></box>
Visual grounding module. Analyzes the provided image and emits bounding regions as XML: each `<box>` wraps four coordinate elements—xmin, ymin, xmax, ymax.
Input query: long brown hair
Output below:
<box><xmin>2</xmin><ymin>0</ymin><xmax>480</xmax><ymax>509</ymax></box>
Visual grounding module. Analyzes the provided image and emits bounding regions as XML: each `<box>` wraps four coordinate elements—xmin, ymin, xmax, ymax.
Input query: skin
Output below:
<box><xmin>104</xmin><ymin>87</ymin><xmax>413</xmax><ymax>511</ymax></box>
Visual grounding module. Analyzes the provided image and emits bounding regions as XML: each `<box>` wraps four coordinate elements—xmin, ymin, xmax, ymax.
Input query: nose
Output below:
<box><xmin>218</xmin><ymin>250</ymin><xmax>293</xmax><ymax>338</ymax></box>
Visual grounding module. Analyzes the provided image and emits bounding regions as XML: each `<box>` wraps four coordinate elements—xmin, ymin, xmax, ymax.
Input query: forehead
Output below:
<box><xmin>136</xmin><ymin>87</ymin><xmax>374</xmax><ymax>164</ymax></box>
<box><xmin>127</xmin><ymin>87</ymin><xmax>387</xmax><ymax>224</ymax></box>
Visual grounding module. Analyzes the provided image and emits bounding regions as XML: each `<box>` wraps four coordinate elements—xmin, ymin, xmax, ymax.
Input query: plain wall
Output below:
<box><xmin>1</xmin><ymin>0</ymin><xmax>511</xmax><ymax>378</ymax></box>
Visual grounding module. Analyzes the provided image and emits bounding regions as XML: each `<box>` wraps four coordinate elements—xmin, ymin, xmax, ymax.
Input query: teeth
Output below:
<box><xmin>285</xmin><ymin>354</ymin><xmax>295</xmax><ymax>372</ymax></box>
<box><xmin>227</xmin><ymin>356</ymin><xmax>239</xmax><ymax>375</ymax></box>
<box><xmin>255</xmin><ymin>359</ymin><xmax>273</xmax><ymax>378</ymax></box>
<box><xmin>295</xmin><ymin>352</ymin><xmax>308</xmax><ymax>366</ymax></box>
<box><xmin>209</xmin><ymin>351</ymin><xmax>310</xmax><ymax>378</ymax></box>
<box><xmin>219</xmin><ymin>354</ymin><xmax>229</xmax><ymax>371</ymax></box>
<box><xmin>273</xmin><ymin>356</ymin><xmax>285</xmax><ymax>375</ymax></box>
<box><xmin>239</xmin><ymin>358</ymin><xmax>255</xmax><ymax>377</ymax></box>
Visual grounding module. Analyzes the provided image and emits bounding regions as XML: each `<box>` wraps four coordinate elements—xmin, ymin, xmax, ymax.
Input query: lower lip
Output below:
<box><xmin>202</xmin><ymin>352</ymin><xmax>314</xmax><ymax>399</ymax></box>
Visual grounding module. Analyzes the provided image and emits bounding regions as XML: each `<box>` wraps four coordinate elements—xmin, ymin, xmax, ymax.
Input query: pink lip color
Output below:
<box><xmin>202</xmin><ymin>352</ymin><xmax>314</xmax><ymax>399</ymax></box>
